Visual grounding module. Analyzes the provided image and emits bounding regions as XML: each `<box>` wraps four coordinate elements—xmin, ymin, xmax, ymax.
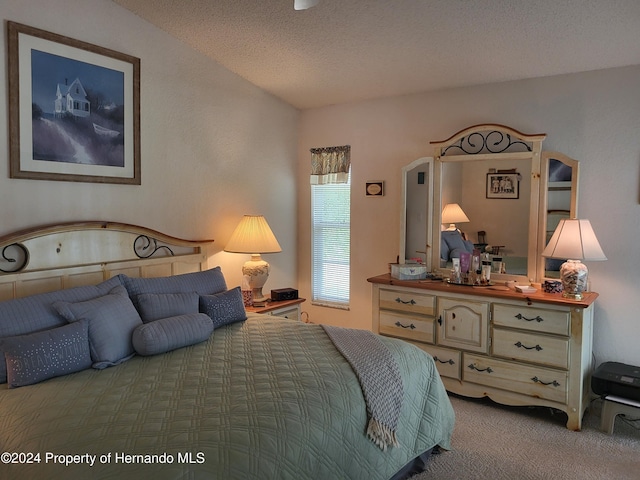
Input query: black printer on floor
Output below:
<box><xmin>592</xmin><ymin>362</ymin><xmax>640</xmax><ymax>401</ymax></box>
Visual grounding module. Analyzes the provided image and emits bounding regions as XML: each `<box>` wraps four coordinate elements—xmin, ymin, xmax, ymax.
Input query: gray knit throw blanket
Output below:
<box><xmin>321</xmin><ymin>325</ymin><xmax>404</xmax><ymax>450</ymax></box>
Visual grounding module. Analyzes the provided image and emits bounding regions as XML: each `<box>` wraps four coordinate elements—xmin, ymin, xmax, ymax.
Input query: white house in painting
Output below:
<box><xmin>54</xmin><ymin>78</ymin><xmax>90</xmax><ymax>118</ymax></box>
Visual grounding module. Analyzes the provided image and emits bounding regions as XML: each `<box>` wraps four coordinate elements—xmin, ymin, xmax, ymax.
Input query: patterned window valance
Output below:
<box><xmin>309</xmin><ymin>145</ymin><xmax>351</xmax><ymax>185</ymax></box>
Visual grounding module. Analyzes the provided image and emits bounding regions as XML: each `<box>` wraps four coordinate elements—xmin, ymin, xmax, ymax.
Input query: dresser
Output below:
<box><xmin>368</xmin><ymin>274</ymin><xmax>597</xmax><ymax>430</ymax></box>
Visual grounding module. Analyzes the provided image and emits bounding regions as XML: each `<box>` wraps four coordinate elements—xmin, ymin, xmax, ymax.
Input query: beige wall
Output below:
<box><xmin>298</xmin><ymin>66</ymin><xmax>640</xmax><ymax>366</ymax></box>
<box><xmin>0</xmin><ymin>0</ymin><xmax>300</xmax><ymax>291</ymax></box>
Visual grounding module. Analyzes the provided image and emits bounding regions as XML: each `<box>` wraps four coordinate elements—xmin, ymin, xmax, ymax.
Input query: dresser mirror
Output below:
<box><xmin>538</xmin><ymin>151</ymin><xmax>579</xmax><ymax>279</ymax></box>
<box><xmin>400</xmin><ymin>125</ymin><xmax>581</xmax><ymax>283</ymax></box>
<box><xmin>399</xmin><ymin>157</ymin><xmax>434</xmax><ymax>268</ymax></box>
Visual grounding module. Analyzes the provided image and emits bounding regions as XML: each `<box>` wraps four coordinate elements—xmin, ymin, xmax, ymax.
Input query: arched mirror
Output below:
<box><xmin>537</xmin><ymin>151</ymin><xmax>579</xmax><ymax>279</ymax></box>
<box><xmin>400</xmin><ymin>125</ymin><xmax>580</xmax><ymax>284</ymax></box>
<box><xmin>399</xmin><ymin>157</ymin><xmax>433</xmax><ymax>269</ymax></box>
<box><xmin>430</xmin><ymin>124</ymin><xmax>546</xmax><ymax>283</ymax></box>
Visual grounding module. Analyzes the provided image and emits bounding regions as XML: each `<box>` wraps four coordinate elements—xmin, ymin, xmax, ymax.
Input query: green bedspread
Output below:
<box><xmin>0</xmin><ymin>315</ymin><xmax>454</xmax><ymax>480</ymax></box>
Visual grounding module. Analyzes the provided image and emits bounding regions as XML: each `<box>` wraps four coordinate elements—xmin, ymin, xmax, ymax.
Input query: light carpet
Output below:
<box><xmin>412</xmin><ymin>394</ymin><xmax>640</xmax><ymax>480</ymax></box>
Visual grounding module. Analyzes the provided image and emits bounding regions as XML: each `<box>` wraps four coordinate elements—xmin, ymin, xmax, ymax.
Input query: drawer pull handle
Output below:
<box><xmin>515</xmin><ymin>313</ymin><xmax>543</xmax><ymax>323</ymax></box>
<box><xmin>395</xmin><ymin>297</ymin><xmax>416</xmax><ymax>306</ymax></box>
<box><xmin>434</xmin><ymin>356</ymin><xmax>455</xmax><ymax>365</ymax></box>
<box><xmin>394</xmin><ymin>321</ymin><xmax>416</xmax><ymax>330</ymax></box>
<box><xmin>515</xmin><ymin>341</ymin><xmax>543</xmax><ymax>351</ymax></box>
<box><xmin>468</xmin><ymin>364</ymin><xmax>493</xmax><ymax>373</ymax></box>
<box><xmin>531</xmin><ymin>376</ymin><xmax>560</xmax><ymax>387</ymax></box>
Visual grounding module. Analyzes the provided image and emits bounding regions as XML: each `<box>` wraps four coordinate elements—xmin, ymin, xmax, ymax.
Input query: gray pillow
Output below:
<box><xmin>2</xmin><ymin>320</ymin><xmax>92</xmax><ymax>388</ymax></box>
<box><xmin>442</xmin><ymin>230</ymin><xmax>474</xmax><ymax>260</ymax></box>
<box><xmin>136</xmin><ymin>292</ymin><xmax>199</xmax><ymax>323</ymax></box>
<box><xmin>123</xmin><ymin>267</ymin><xmax>227</xmax><ymax>310</ymax></box>
<box><xmin>0</xmin><ymin>275</ymin><xmax>124</xmax><ymax>384</ymax></box>
<box><xmin>132</xmin><ymin>313</ymin><xmax>214</xmax><ymax>356</ymax></box>
<box><xmin>53</xmin><ymin>285</ymin><xmax>142</xmax><ymax>369</ymax></box>
<box><xmin>199</xmin><ymin>287</ymin><xmax>247</xmax><ymax>329</ymax></box>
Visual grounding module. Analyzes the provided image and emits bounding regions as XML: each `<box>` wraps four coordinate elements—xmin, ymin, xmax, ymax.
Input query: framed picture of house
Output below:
<box><xmin>486</xmin><ymin>172</ymin><xmax>519</xmax><ymax>199</ymax></box>
<box><xmin>7</xmin><ymin>21</ymin><xmax>140</xmax><ymax>184</ymax></box>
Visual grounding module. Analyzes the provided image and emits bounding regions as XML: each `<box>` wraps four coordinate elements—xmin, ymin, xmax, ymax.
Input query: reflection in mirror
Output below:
<box><xmin>540</xmin><ymin>152</ymin><xmax>579</xmax><ymax>279</ymax></box>
<box><xmin>400</xmin><ymin>158</ymin><xmax>433</xmax><ymax>268</ymax></box>
<box><xmin>439</xmin><ymin>158</ymin><xmax>532</xmax><ymax>276</ymax></box>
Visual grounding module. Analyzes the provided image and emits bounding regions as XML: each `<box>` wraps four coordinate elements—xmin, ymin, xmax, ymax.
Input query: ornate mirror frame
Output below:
<box><xmin>430</xmin><ymin>124</ymin><xmax>546</xmax><ymax>283</ymax></box>
<box><xmin>399</xmin><ymin>125</ymin><xmax>580</xmax><ymax>284</ymax></box>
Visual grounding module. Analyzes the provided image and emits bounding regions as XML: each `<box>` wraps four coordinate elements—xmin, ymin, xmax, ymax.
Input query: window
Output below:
<box><xmin>311</xmin><ymin>172</ymin><xmax>350</xmax><ymax>308</ymax></box>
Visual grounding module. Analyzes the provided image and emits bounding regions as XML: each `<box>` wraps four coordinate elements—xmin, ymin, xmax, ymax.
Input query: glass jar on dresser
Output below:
<box><xmin>368</xmin><ymin>274</ymin><xmax>597</xmax><ymax>430</ymax></box>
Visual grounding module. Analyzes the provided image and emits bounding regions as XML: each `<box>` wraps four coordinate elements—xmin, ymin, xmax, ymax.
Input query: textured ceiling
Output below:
<box><xmin>112</xmin><ymin>0</ymin><xmax>640</xmax><ymax>110</ymax></box>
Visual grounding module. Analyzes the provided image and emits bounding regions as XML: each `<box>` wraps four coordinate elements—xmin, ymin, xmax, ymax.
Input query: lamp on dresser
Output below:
<box><xmin>224</xmin><ymin>215</ymin><xmax>282</xmax><ymax>306</ymax></box>
<box><xmin>541</xmin><ymin>218</ymin><xmax>606</xmax><ymax>300</ymax></box>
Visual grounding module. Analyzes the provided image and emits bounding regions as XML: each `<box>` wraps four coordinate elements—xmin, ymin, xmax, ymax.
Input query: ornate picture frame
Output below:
<box><xmin>486</xmin><ymin>172</ymin><xmax>519</xmax><ymax>199</ymax></box>
<box><xmin>7</xmin><ymin>21</ymin><xmax>141</xmax><ymax>184</ymax></box>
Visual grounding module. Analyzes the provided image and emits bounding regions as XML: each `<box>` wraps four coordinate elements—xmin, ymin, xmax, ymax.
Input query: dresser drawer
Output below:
<box><xmin>266</xmin><ymin>306</ymin><xmax>300</xmax><ymax>321</ymax></box>
<box><xmin>493</xmin><ymin>304</ymin><xmax>570</xmax><ymax>336</ymax></box>
<box><xmin>379</xmin><ymin>288</ymin><xmax>435</xmax><ymax>316</ymax></box>
<box><xmin>409</xmin><ymin>342</ymin><xmax>461</xmax><ymax>380</ymax></box>
<box><xmin>492</xmin><ymin>328</ymin><xmax>569</xmax><ymax>369</ymax></box>
<box><xmin>379</xmin><ymin>311</ymin><xmax>434</xmax><ymax>343</ymax></box>
<box><xmin>464</xmin><ymin>353</ymin><xmax>568</xmax><ymax>404</ymax></box>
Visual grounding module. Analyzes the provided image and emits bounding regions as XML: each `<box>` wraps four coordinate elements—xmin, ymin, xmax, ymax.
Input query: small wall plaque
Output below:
<box><xmin>365</xmin><ymin>181</ymin><xmax>384</xmax><ymax>196</ymax></box>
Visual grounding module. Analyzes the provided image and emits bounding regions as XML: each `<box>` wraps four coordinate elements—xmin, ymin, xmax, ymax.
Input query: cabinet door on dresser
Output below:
<box><xmin>437</xmin><ymin>297</ymin><xmax>490</xmax><ymax>354</ymax></box>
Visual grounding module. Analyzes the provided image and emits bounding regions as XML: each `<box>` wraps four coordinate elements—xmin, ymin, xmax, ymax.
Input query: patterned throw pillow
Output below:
<box><xmin>2</xmin><ymin>320</ymin><xmax>92</xmax><ymax>388</ymax></box>
<box><xmin>199</xmin><ymin>287</ymin><xmax>247</xmax><ymax>329</ymax></box>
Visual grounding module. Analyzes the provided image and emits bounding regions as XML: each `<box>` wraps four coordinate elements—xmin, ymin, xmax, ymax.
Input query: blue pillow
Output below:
<box><xmin>441</xmin><ymin>230</ymin><xmax>474</xmax><ymax>260</ymax></box>
<box><xmin>0</xmin><ymin>275</ymin><xmax>124</xmax><ymax>384</ymax></box>
<box><xmin>199</xmin><ymin>287</ymin><xmax>247</xmax><ymax>328</ymax></box>
<box><xmin>440</xmin><ymin>236</ymin><xmax>450</xmax><ymax>261</ymax></box>
<box><xmin>2</xmin><ymin>320</ymin><xmax>91</xmax><ymax>388</ymax></box>
<box><xmin>132</xmin><ymin>313</ymin><xmax>214</xmax><ymax>356</ymax></box>
<box><xmin>136</xmin><ymin>292</ymin><xmax>200</xmax><ymax>323</ymax></box>
<box><xmin>123</xmin><ymin>267</ymin><xmax>227</xmax><ymax>310</ymax></box>
<box><xmin>53</xmin><ymin>285</ymin><xmax>142</xmax><ymax>369</ymax></box>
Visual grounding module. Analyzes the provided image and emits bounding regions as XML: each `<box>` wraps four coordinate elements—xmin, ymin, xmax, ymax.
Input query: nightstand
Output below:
<box><xmin>245</xmin><ymin>298</ymin><xmax>306</xmax><ymax>321</ymax></box>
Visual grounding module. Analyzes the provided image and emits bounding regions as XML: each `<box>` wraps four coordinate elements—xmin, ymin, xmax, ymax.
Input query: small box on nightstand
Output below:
<box><xmin>271</xmin><ymin>288</ymin><xmax>298</xmax><ymax>301</ymax></box>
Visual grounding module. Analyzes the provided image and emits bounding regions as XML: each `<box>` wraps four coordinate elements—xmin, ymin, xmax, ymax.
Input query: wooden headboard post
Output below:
<box><xmin>0</xmin><ymin>222</ymin><xmax>214</xmax><ymax>301</ymax></box>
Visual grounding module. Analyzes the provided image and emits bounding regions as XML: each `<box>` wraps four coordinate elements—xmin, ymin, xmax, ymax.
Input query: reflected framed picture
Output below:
<box><xmin>486</xmin><ymin>172</ymin><xmax>519</xmax><ymax>199</ymax></box>
<box><xmin>7</xmin><ymin>21</ymin><xmax>140</xmax><ymax>184</ymax></box>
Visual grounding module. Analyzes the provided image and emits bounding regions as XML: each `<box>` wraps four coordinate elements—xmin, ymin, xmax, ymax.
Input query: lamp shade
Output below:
<box><xmin>541</xmin><ymin>219</ymin><xmax>606</xmax><ymax>261</ymax></box>
<box><xmin>442</xmin><ymin>203</ymin><xmax>470</xmax><ymax>225</ymax></box>
<box><xmin>224</xmin><ymin>215</ymin><xmax>282</xmax><ymax>254</ymax></box>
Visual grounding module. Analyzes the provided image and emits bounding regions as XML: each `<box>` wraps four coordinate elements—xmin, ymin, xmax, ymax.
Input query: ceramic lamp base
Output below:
<box><xmin>560</xmin><ymin>259</ymin><xmax>588</xmax><ymax>300</ymax></box>
<box><xmin>242</xmin><ymin>254</ymin><xmax>271</xmax><ymax>303</ymax></box>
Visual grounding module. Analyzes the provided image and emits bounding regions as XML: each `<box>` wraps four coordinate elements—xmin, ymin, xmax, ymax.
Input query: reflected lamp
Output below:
<box><xmin>442</xmin><ymin>203</ymin><xmax>470</xmax><ymax>231</ymax></box>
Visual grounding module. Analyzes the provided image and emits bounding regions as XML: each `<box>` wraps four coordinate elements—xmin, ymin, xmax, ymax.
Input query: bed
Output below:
<box><xmin>0</xmin><ymin>222</ymin><xmax>454</xmax><ymax>480</ymax></box>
